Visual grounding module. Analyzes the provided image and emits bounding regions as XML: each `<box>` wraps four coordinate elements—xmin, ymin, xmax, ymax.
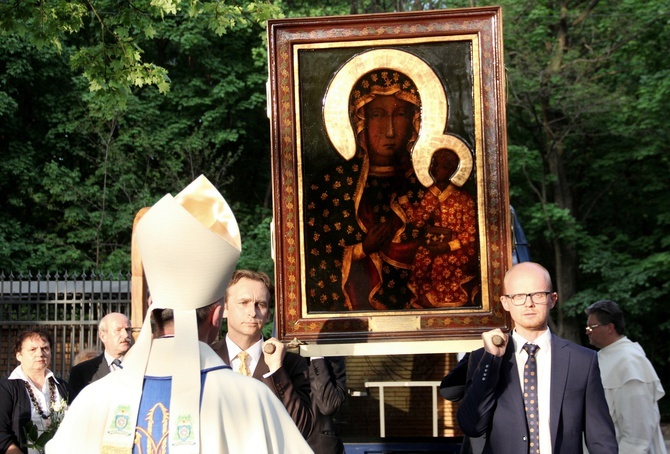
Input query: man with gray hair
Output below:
<box><xmin>69</xmin><ymin>312</ymin><xmax>133</xmax><ymax>400</ymax></box>
<box><xmin>585</xmin><ymin>299</ymin><xmax>666</xmax><ymax>453</ymax></box>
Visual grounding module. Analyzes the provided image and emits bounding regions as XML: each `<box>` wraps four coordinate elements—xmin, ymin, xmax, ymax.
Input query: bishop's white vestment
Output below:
<box><xmin>46</xmin><ymin>340</ymin><xmax>314</xmax><ymax>453</ymax></box>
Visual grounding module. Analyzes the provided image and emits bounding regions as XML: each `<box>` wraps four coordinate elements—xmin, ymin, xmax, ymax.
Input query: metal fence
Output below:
<box><xmin>0</xmin><ymin>271</ymin><xmax>131</xmax><ymax>379</ymax></box>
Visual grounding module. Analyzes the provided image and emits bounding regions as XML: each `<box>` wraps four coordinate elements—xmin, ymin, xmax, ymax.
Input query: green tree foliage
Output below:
<box><xmin>0</xmin><ymin>0</ymin><xmax>280</xmax><ymax>111</ymax></box>
<box><xmin>500</xmin><ymin>0</ymin><xmax>670</xmax><ymax>355</ymax></box>
<box><xmin>234</xmin><ymin>204</ymin><xmax>274</xmax><ymax>277</ymax></box>
<box><xmin>1</xmin><ymin>1</ymin><xmax>278</xmax><ymax>272</ymax></box>
<box><xmin>1</xmin><ymin>0</ymin><xmax>669</xmax><ymax>381</ymax></box>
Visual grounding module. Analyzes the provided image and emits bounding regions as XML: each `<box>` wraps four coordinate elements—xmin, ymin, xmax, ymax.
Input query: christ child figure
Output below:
<box><xmin>397</xmin><ymin>148</ymin><xmax>478</xmax><ymax>308</ymax></box>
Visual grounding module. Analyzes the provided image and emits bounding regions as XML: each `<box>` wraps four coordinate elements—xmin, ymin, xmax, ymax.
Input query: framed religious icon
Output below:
<box><xmin>268</xmin><ymin>6</ymin><xmax>512</xmax><ymax>346</ymax></box>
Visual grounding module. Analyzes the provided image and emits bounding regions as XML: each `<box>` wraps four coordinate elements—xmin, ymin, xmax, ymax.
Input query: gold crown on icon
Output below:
<box><xmin>350</xmin><ymin>69</ymin><xmax>421</xmax><ymax>112</ymax></box>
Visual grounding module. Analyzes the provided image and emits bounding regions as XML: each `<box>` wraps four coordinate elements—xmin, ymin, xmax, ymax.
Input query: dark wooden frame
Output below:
<box><xmin>268</xmin><ymin>7</ymin><xmax>511</xmax><ymax>345</ymax></box>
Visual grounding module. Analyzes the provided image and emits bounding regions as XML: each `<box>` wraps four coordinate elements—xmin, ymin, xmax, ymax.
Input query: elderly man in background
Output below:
<box><xmin>68</xmin><ymin>312</ymin><xmax>132</xmax><ymax>400</ymax></box>
<box><xmin>585</xmin><ymin>299</ymin><xmax>666</xmax><ymax>454</ymax></box>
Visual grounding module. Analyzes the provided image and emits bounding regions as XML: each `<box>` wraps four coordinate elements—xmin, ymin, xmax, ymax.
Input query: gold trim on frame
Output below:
<box><xmin>294</xmin><ymin>36</ymin><xmax>487</xmax><ymax>319</ymax></box>
<box><xmin>269</xmin><ymin>7</ymin><xmax>511</xmax><ymax>345</ymax></box>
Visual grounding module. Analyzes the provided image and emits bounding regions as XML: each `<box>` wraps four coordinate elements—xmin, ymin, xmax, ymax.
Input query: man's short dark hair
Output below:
<box><xmin>585</xmin><ymin>299</ymin><xmax>625</xmax><ymax>335</ymax></box>
<box><xmin>226</xmin><ymin>269</ymin><xmax>274</xmax><ymax>307</ymax></box>
<box><xmin>152</xmin><ymin>302</ymin><xmax>219</xmax><ymax>332</ymax></box>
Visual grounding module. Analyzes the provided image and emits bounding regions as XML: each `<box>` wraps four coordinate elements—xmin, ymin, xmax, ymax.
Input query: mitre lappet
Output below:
<box><xmin>100</xmin><ymin>175</ymin><xmax>241</xmax><ymax>453</ymax></box>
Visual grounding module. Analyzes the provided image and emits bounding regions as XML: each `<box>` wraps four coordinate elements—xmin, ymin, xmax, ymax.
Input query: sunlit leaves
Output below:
<box><xmin>0</xmin><ymin>0</ymin><xmax>87</xmax><ymax>51</ymax></box>
<box><xmin>2</xmin><ymin>0</ymin><xmax>282</xmax><ymax>106</ymax></box>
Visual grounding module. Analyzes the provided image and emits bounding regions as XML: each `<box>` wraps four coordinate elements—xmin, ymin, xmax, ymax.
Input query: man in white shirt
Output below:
<box><xmin>211</xmin><ymin>269</ymin><xmax>314</xmax><ymax>438</ymax></box>
<box><xmin>68</xmin><ymin>312</ymin><xmax>133</xmax><ymax>399</ymax></box>
<box><xmin>586</xmin><ymin>299</ymin><xmax>666</xmax><ymax>454</ymax></box>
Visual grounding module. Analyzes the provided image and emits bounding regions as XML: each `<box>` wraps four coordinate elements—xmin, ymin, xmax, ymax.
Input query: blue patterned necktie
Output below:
<box><xmin>522</xmin><ymin>343</ymin><xmax>540</xmax><ymax>453</ymax></box>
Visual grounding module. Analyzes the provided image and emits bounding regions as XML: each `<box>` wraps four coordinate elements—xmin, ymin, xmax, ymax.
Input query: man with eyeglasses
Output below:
<box><xmin>457</xmin><ymin>262</ymin><xmax>617</xmax><ymax>453</ymax></box>
<box><xmin>585</xmin><ymin>299</ymin><xmax>666</xmax><ymax>453</ymax></box>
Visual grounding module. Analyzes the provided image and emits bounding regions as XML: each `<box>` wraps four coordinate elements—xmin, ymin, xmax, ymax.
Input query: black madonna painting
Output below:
<box><xmin>268</xmin><ymin>7</ymin><xmax>511</xmax><ymax>343</ymax></box>
<box><xmin>305</xmin><ymin>50</ymin><xmax>478</xmax><ymax>312</ymax></box>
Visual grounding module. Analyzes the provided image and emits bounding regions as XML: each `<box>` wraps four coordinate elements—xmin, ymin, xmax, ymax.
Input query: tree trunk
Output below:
<box><xmin>539</xmin><ymin>1</ymin><xmax>581</xmax><ymax>342</ymax></box>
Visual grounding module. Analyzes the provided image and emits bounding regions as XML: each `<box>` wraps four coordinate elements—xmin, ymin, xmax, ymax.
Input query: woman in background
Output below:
<box><xmin>0</xmin><ymin>330</ymin><xmax>71</xmax><ymax>454</ymax></box>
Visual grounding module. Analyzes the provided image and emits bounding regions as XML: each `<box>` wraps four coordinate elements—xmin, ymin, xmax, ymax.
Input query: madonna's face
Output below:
<box><xmin>364</xmin><ymin>95</ymin><xmax>415</xmax><ymax>166</ymax></box>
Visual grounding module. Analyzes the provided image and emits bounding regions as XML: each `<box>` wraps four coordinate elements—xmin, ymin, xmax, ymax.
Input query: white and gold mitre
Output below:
<box><xmin>137</xmin><ymin>174</ymin><xmax>241</xmax><ymax>310</ymax></box>
<box><xmin>101</xmin><ymin>175</ymin><xmax>241</xmax><ymax>454</ymax></box>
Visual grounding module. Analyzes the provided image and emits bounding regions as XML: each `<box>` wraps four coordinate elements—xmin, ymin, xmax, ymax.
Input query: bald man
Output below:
<box><xmin>457</xmin><ymin>262</ymin><xmax>617</xmax><ymax>453</ymax></box>
<box><xmin>68</xmin><ymin>312</ymin><xmax>133</xmax><ymax>399</ymax></box>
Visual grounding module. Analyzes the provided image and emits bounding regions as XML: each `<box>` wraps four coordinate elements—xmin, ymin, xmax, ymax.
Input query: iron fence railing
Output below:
<box><xmin>0</xmin><ymin>271</ymin><xmax>131</xmax><ymax>379</ymax></box>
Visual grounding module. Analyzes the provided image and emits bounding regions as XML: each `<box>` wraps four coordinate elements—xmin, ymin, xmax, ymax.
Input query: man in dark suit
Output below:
<box><xmin>68</xmin><ymin>312</ymin><xmax>132</xmax><ymax>399</ymax></box>
<box><xmin>440</xmin><ymin>353</ymin><xmax>484</xmax><ymax>454</ymax></box>
<box><xmin>457</xmin><ymin>262</ymin><xmax>617</xmax><ymax>453</ymax></box>
<box><xmin>211</xmin><ymin>270</ymin><xmax>314</xmax><ymax>438</ymax></box>
<box><xmin>307</xmin><ymin>356</ymin><xmax>347</xmax><ymax>454</ymax></box>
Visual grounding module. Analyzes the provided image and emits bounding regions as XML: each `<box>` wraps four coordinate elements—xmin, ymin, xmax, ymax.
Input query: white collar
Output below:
<box><xmin>8</xmin><ymin>365</ymin><xmax>59</xmax><ymax>391</ymax></box>
<box><xmin>225</xmin><ymin>334</ymin><xmax>263</xmax><ymax>364</ymax></box>
<box><xmin>512</xmin><ymin>329</ymin><xmax>552</xmax><ymax>354</ymax></box>
<box><xmin>103</xmin><ymin>351</ymin><xmax>123</xmax><ymax>367</ymax></box>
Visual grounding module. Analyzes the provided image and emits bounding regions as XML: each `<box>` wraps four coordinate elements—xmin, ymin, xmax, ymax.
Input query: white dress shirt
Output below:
<box><xmin>225</xmin><ymin>335</ymin><xmax>263</xmax><ymax>376</ymax></box>
<box><xmin>104</xmin><ymin>351</ymin><xmax>124</xmax><ymax>371</ymax></box>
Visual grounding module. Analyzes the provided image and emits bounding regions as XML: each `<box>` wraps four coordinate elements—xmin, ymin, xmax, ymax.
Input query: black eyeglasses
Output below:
<box><xmin>585</xmin><ymin>324</ymin><xmax>604</xmax><ymax>334</ymax></box>
<box><xmin>503</xmin><ymin>291</ymin><xmax>552</xmax><ymax>306</ymax></box>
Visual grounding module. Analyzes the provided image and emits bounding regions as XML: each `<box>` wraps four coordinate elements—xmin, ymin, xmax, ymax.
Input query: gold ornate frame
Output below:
<box><xmin>267</xmin><ymin>7</ymin><xmax>511</xmax><ymax>347</ymax></box>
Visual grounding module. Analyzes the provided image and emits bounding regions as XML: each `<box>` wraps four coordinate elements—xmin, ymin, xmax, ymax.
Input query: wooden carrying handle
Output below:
<box><xmin>492</xmin><ymin>335</ymin><xmax>505</xmax><ymax>347</ymax></box>
<box><xmin>263</xmin><ymin>338</ymin><xmax>304</xmax><ymax>355</ymax></box>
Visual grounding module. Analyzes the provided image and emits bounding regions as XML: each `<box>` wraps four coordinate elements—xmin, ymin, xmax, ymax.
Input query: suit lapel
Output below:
<box><xmin>56</xmin><ymin>380</ymin><xmax>70</xmax><ymax>402</ymax></box>
<box><xmin>217</xmin><ymin>343</ymin><xmax>232</xmax><ymax>365</ymax></box>
<box><xmin>254</xmin><ymin>355</ymin><xmax>271</xmax><ymax>380</ymax></box>
<box><xmin>502</xmin><ymin>345</ymin><xmax>525</xmax><ymax>417</ymax></box>
<box><xmin>92</xmin><ymin>354</ymin><xmax>110</xmax><ymax>381</ymax></box>
<box><xmin>550</xmin><ymin>336</ymin><xmax>570</xmax><ymax>448</ymax></box>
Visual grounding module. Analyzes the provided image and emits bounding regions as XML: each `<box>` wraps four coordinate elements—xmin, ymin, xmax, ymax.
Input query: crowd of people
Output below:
<box><xmin>0</xmin><ymin>175</ymin><xmax>666</xmax><ymax>453</ymax></box>
<box><xmin>0</xmin><ymin>62</ymin><xmax>664</xmax><ymax>453</ymax></box>
<box><xmin>0</xmin><ymin>176</ymin><xmax>348</xmax><ymax>454</ymax></box>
